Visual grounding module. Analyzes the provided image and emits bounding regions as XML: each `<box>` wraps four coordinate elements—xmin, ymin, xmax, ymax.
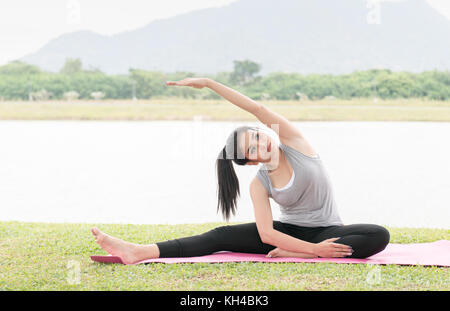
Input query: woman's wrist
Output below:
<box><xmin>204</xmin><ymin>78</ymin><xmax>214</xmax><ymax>88</ymax></box>
<box><xmin>310</xmin><ymin>243</ymin><xmax>318</xmax><ymax>256</ymax></box>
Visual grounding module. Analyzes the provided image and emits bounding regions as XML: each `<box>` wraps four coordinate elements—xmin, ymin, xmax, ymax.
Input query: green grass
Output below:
<box><xmin>1</xmin><ymin>98</ymin><xmax>450</xmax><ymax>121</ymax></box>
<box><xmin>0</xmin><ymin>221</ymin><xmax>448</xmax><ymax>291</ymax></box>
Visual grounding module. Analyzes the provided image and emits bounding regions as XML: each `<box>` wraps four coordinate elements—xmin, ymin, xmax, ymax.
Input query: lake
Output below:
<box><xmin>0</xmin><ymin>120</ymin><xmax>449</xmax><ymax>229</ymax></box>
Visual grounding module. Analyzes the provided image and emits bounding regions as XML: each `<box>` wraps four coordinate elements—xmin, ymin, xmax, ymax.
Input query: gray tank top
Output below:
<box><xmin>256</xmin><ymin>142</ymin><xmax>343</xmax><ymax>227</ymax></box>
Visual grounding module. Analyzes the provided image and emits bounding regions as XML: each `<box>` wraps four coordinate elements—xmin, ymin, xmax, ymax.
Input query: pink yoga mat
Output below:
<box><xmin>91</xmin><ymin>240</ymin><xmax>450</xmax><ymax>266</ymax></box>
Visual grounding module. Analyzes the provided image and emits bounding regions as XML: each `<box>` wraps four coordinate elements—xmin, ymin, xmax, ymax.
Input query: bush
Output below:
<box><xmin>31</xmin><ymin>89</ymin><xmax>52</xmax><ymax>101</ymax></box>
<box><xmin>90</xmin><ymin>91</ymin><xmax>105</xmax><ymax>100</ymax></box>
<box><xmin>0</xmin><ymin>61</ymin><xmax>448</xmax><ymax>101</ymax></box>
<box><xmin>63</xmin><ymin>91</ymin><xmax>80</xmax><ymax>101</ymax></box>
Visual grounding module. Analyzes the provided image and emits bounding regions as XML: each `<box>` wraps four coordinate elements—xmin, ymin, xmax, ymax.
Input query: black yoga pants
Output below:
<box><xmin>155</xmin><ymin>221</ymin><xmax>390</xmax><ymax>259</ymax></box>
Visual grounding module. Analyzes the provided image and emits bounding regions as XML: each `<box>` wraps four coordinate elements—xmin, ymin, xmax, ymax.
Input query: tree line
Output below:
<box><xmin>0</xmin><ymin>59</ymin><xmax>449</xmax><ymax>101</ymax></box>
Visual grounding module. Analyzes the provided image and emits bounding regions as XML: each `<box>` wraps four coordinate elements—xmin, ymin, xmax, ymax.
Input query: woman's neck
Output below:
<box><xmin>266</xmin><ymin>148</ymin><xmax>286</xmax><ymax>174</ymax></box>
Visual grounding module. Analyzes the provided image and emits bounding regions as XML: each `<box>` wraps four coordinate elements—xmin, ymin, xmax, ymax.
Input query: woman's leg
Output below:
<box><xmin>304</xmin><ymin>224</ymin><xmax>390</xmax><ymax>259</ymax></box>
<box><xmin>158</xmin><ymin>222</ymin><xmax>390</xmax><ymax>259</ymax></box>
<box><xmin>92</xmin><ymin>222</ymin><xmax>390</xmax><ymax>263</ymax></box>
<box><xmin>91</xmin><ymin>221</ymin><xmax>289</xmax><ymax>263</ymax></box>
<box><xmin>156</xmin><ymin>221</ymin><xmax>290</xmax><ymax>257</ymax></box>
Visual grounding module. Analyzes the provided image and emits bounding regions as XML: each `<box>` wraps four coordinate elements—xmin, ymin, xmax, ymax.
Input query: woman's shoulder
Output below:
<box><xmin>279</xmin><ymin>136</ymin><xmax>319</xmax><ymax>158</ymax></box>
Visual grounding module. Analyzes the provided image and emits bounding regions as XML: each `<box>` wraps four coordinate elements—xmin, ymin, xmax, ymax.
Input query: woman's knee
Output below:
<box><xmin>208</xmin><ymin>225</ymin><xmax>231</xmax><ymax>247</ymax></box>
<box><xmin>210</xmin><ymin>222</ymin><xmax>282</xmax><ymax>243</ymax></box>
<box><xmin>338</xmin><ymin>224</ymin><xmax>390</xmax><ymax>259</ymax></box>
<box><xmin>208</xmin><ymin>223</ymin><xmax>258</xmax><ymax>247</ymax></box>
<box><xmin>354</xmin><ymin>224</ymin><xmax>390</xmax><ymax>258</ymax></box>
<box><xmin>208</xmin><ymin>223</ymin><xmax>277</xmax><ymax>253</ymax></box>
<box><xmin>371</xmin><ymin>225</ymin><xmax>390</xmax><ymax>249</ymax></box>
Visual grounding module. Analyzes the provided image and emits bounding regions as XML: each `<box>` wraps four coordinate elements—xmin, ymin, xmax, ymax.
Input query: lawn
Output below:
<box><xmin>0</xmin><ymin>221</ymin><xmax>448</xmax><ymax>291</ymax></box>
<box><xmin>1</xmin><ymin>98</ymin><xmax>450</xmax><ymax>121</ymax></box>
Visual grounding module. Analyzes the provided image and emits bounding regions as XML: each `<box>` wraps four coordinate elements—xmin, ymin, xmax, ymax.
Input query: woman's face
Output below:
<box><xmin>240</xmin><ymin>128</ymin><xmax>276</xmax><ymax>165</ymax></box>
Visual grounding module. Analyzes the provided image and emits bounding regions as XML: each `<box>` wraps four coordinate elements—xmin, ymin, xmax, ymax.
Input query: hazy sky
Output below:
<box><xmin>0</xmin><ymin>0</ymin><xmax>449</xmax><ymax>66</ymax></box>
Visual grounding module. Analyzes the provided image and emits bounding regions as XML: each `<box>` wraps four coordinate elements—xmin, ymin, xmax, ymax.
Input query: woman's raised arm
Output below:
<box><xmin>166</xmin><ymin>78</ymin><xmax>261</xmax><ymax>114</ymax></box>
<box><xmin>208</xmin><ymin>79</ymin><xmax>306</xmax><ymax>140</ymax></box>
<box><xmin>205</xmin><ymin>78</ymin><xmax>262</xmax><ymax>114</ymax></box>
<box><xmin>167</xmin><ymin>78</ymin><xmax>303</xmax><ymax>139</ymax></box>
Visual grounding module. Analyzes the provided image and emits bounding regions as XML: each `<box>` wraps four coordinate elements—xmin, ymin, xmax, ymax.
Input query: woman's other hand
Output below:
<box><xmin>166</xmin><ymin>78</ymin><xmax>210</xmax><ymax>89</ymax></box>
<box><xmin>313</xmin><ymin>238</ymin><xmax>353</xmax><ymax>258</ymax></box>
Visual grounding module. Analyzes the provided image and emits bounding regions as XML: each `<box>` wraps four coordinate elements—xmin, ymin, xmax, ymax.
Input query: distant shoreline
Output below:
<box><xmin>1</xmin><ymin>99</ymin><xmax>450</xmax><ymax>122</ymax></box>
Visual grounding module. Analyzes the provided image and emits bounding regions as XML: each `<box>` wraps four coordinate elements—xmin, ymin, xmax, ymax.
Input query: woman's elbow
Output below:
<box><xmin>260</xmin><ymin>230</ymin><xmax>273</xmax><ymax>244</ymax></box>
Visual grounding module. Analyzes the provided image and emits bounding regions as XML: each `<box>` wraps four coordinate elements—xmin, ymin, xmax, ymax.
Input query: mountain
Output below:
<box><xmin>20</xmin><ymin>0</ymin><xmax>450</xmax><ymax>75</ymax></box>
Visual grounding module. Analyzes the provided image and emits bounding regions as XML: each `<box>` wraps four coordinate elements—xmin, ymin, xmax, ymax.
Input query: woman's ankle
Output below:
<box><xmin>135</xmin><ymin>244</ymin><xmax>160</xmax><ymax>260</ymax></box>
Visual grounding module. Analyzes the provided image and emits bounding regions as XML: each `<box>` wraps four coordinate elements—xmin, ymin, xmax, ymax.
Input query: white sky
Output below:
<box><xmin>0</xmin><ymin>0</ymin><xmax>449</xmax><ymax>66</ymax></box>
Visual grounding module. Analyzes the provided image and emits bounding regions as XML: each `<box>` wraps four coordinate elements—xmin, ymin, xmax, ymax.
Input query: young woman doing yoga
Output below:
<box><xmin>91</xmin><ymin>78</ymin><xmax>390</xmax><ymax>264</ymax></box>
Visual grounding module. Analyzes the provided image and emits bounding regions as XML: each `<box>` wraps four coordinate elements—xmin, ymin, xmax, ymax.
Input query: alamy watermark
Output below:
<box><xmin>365</xmin><ymin>263</ymin><xmax>382</xmax><ymax>285</ymax></box>
<box><xmin>67</xmin><ymin>259</ymin><xmax>81</xmax><ymax>285</ymax></box>
<box><xmin>167</xmin><ymin>121</ymin><xmax>281</xmax><ymax>171</ymax></box>
<box><xmin>366</xmin><ymin>0</ymin><xmax>382</xmax><ymax>24</ymax></box>
<box><xmin>67</xmin><ymin>0</ymin><xmax>81</xmax><ymax>25</ymax></box>
<box><xmin>366</xmin><ymin>0</ymin><xmax>406</xmax><ymax>25</ymax></box>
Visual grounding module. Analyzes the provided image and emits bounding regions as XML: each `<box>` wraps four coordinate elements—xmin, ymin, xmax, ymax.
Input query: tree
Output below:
<box><xmin>0</xmin><ymin>61</ymin><xmax>41</xmax><ymax>75</ymax></box>
<box><xmin>129</xmin><ymin>69</ymin><xmax>167</xmax><ymax>99</ymax></box>
<box><xmin>31</xmin><ymin>89</ymin><xmax>52</xmax><ymax>101</ymax></box>
<box><xmin>90</xmin><ymin>91</ymin><xmax>105</xmax><ymax>100</ymax></box>
<box><xmin>60</xmin><ymin>58</ymin><xmax>83</xmax><ymax>75</ymax></box>
<box><xmin>63</xmin><ymin>91</ymin><xmax>80</xmax><ymax>101</ymax></box>
<box><xmin>230</xmin><ymin>59</ymin><xmax>261</xmax><ymax>86</ymax></box>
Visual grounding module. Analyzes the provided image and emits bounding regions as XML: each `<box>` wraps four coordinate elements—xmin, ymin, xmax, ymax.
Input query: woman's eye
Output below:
<box><xmin>256</xmin><ymin>133</ymin><xmax>259</xmax><ymax>140</ymax></box>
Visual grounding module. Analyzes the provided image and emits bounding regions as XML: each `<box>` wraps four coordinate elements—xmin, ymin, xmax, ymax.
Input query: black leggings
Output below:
<box><xmin>156</xmin><ymin>221</ymin><xmax>390</xmax><ymax>259</ymax></box>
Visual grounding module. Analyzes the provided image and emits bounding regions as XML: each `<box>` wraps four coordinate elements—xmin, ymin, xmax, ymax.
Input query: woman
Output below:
<box><xmin>91</xmin><ymin>78</ymin><xmax>390</xmax><ymax>264</ymax></box>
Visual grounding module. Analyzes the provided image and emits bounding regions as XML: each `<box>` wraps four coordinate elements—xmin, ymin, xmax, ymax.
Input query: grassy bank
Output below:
<box><xmin>0</xmin><ymin>221</ymin><xmax>448</xmax><ymax>291</ymax></box>
<box><xmin>1</xmin><ymin>98</ymin><xmax>450</xmax><ymax>121</ymax></box>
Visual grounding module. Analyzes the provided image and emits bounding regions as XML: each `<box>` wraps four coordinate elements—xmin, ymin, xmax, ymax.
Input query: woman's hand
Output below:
<box><xmin>166</xmin><ymin>78</ymin><xmax>210</xmax><ymax>89</ymax></box>
<box><xmin>266</xmin><ymin>247</ymin><xmax>318</xmax><ymax>259</ymax></box>
<box><xmin>313</xmin><ymin>238</ymin><xmax>353</xmax><ymax>258</ymax></box>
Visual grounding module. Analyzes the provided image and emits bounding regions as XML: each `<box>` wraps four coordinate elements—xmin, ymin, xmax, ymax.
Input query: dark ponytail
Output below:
<box><xmin>215</xmin><ymin>126</ymin><xmax>256</xmax><ymax>221</ymax></box>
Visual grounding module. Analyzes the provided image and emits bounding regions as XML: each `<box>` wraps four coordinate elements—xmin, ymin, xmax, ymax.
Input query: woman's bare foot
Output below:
<box><xmin>91</xmin><ymin>227</ymin><xmax>143</xmax><ymax>264</ymax></box>
<box><xmin>266</xmin><ymin>247</ymin><xmax>318</xmax><ymax>259</ymax></box>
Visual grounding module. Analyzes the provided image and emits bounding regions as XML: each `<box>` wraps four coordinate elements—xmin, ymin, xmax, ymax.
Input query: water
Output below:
<box><xmin>0</xmin><ymin>120</ymin><xmax>449</xmax><ymax>229</ymax></box>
